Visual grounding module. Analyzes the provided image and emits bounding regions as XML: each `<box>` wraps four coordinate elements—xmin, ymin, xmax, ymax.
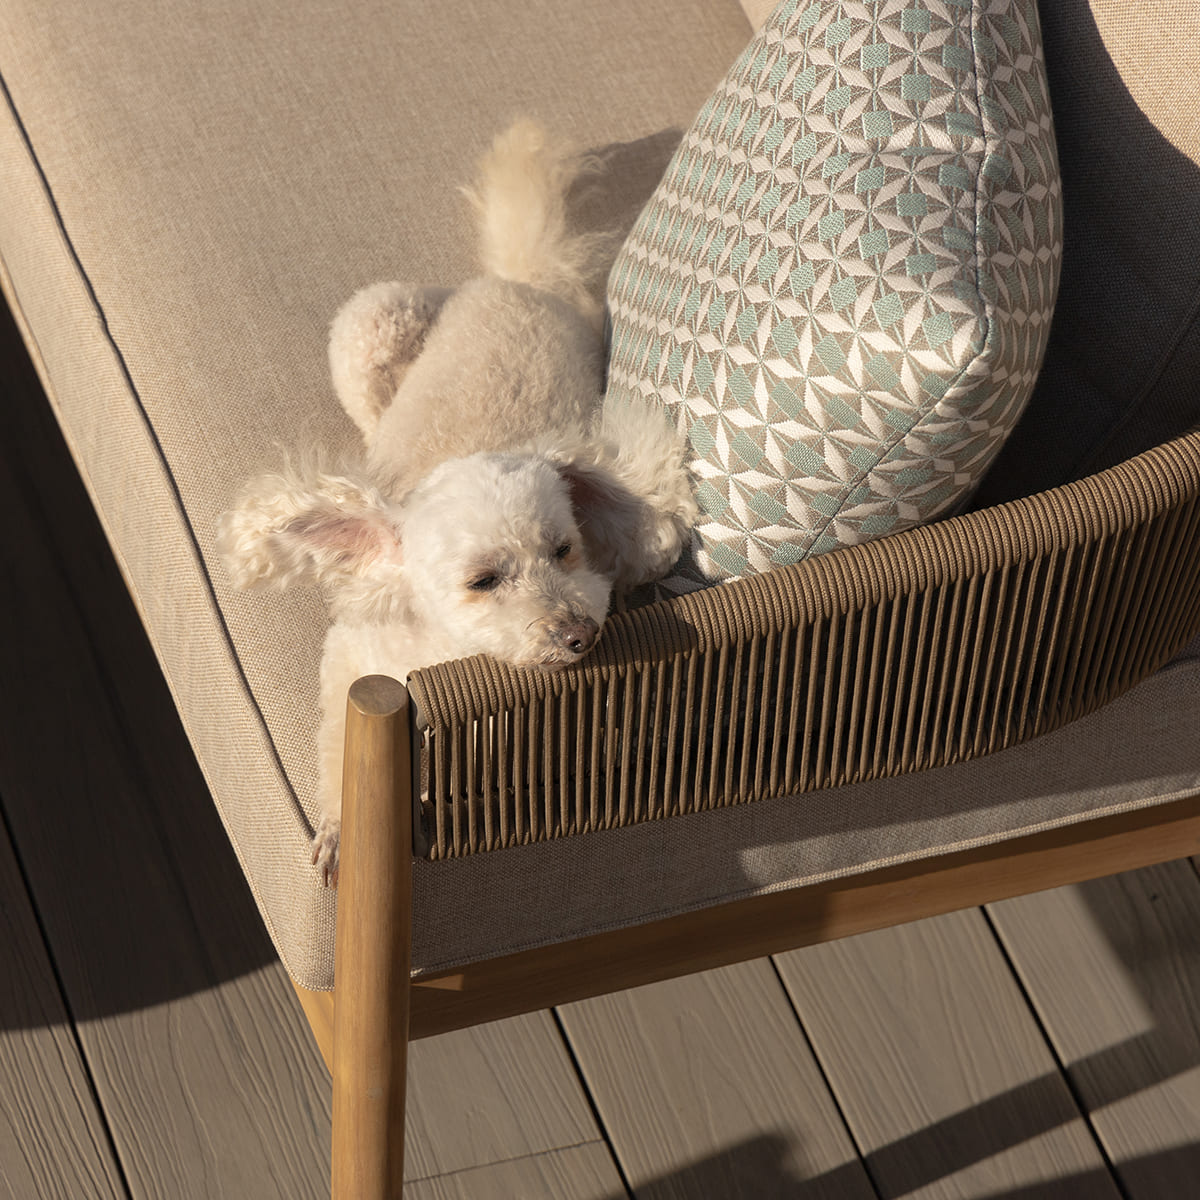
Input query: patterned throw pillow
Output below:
<box><xmin>605</xmin><ymin>0</ymin><xmax>1062</xmax><ymax>591</ymax></box>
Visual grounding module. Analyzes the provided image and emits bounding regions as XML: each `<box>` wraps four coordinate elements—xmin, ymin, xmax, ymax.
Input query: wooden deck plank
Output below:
<box><xmin>0</xmin><ymin>812</ymin><xmax>128</xmax><ymax>1200</ymax></box>
<box><xmin>81</xmin><ymin>969</ymin><xmax>331</xmax><ymax>1199</ymax></box>
<box><xmin>775</xmin><ymin>909</ymin><xmax>1121</xmax><ymax>1199</ymax></box>
<box><xmin>403</xmin><ymin>1142</ymin><xmax>623</xmax><ymax>1200</ymax></box>
<box><xmin>0</xmin><ymin>305</ymin><xmax>334</xmax><ymax>1199</ymax></box>
<box><xmin>559</xmin><ymin>960</ymin><xmax>876</xmax><ymax>1200</ymax></box>
<box><xmin>404</xmin><ymin>1013</ymin><xmax>622</xmax><ymax>1184</ymax></box>
<box><xmin>989</xmin><ymin>862</ymin><xmax>1200</xmax><ymax>1199</ymax></box>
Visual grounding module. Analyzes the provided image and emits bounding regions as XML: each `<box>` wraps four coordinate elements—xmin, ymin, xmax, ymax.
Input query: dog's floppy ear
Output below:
<box><xmin>559</xmin><ymin>458</ymin><xmax>649</xmax><ymax>587</ymax></box>
<box><xmin>216</xmin><ymin>468</ymin><xmax>403</xmax><ymax>592</ymax></box>
<box><xmin>556</xmin><ymin>395</ymin><xmax>698</xmax><ymax>590</ymax></box>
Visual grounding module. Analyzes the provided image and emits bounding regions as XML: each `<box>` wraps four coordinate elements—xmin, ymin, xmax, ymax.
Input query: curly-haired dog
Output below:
<box><xmin>218</xmin><ymin>121</ymin><xmax>697</xmax><ymax>882</ymax></box>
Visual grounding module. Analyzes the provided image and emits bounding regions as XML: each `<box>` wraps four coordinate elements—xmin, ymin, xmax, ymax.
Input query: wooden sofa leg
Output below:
<box><xmin>332</xmin><ymin>676</ymin><xmax>414</xmax><ymax>1199</ymax></box>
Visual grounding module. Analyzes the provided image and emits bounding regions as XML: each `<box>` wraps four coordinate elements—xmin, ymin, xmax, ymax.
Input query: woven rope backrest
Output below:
<box><xmin>408</xmin><ymin>431</ymin><xmax>1200</xmax><ymax>859</ymax></box>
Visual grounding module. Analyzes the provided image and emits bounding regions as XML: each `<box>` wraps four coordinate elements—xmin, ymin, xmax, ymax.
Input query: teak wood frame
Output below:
<box><xmin>295</xmin><ymin>675</ymin><xmax>1200</xmax><ymax>1200</ymax></box>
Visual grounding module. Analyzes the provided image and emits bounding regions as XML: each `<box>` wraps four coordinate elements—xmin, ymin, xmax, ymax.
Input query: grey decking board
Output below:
<box><xmin>558</xmin><ymin>960</ymin><xmax>877</xmax><ymax>1200</ymax></box>
<box><xmin>989</xmin><ymin>862</ymin><xmax>1200</xmax><ymax>1199</ymax></box>
<box><xmin>0</xmin><ymin>811</ymin><xmax>128</xmax><ymax>1200</ymax></box>
<box><xmin>404</xmin><ymin>1012</ymin><xmax>620</xmax><ymax>1183</ymax></box>
<box><xmin>775</xmin><ymin>908</ymin><xmax>1122</xmax><ymax>1199</ymax></box>
<box><xmin>77</xmin><ymin>970</ymin><xmax>331</xmax><ymax>1200</ymax></box>
<box><xmin>403</xmin><ymin>1142</ymin><xmax>625</xmax><ymax>1199</ymax></box>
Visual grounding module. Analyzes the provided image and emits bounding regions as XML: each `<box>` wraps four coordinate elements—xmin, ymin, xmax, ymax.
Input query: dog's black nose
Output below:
<box><xmin>555</xmin><ymin>617</ymin><xmax>599</xmax><ymax>656</ymax></box>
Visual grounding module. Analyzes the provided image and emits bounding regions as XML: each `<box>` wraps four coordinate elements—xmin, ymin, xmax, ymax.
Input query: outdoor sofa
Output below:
<box><xmin>2</xmin><ymin>0</ymin><xmax>1199</xmax><ymax>1195</ymax></box>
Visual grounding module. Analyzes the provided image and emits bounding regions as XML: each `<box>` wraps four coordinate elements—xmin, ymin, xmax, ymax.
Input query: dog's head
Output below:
<box><xmin>216</xmin><ymin>453</ymin><xmax>616</xmax><ymax>669</ymax></box>
<box><xmin>217</xmin><ymin>397</ymin><xmax>698</xmax><ymax>671</ymax></box>
<box><xmin>398</xmin><ymin>452</ymin><xmax>610</xmax><ymax>666</ymax></box>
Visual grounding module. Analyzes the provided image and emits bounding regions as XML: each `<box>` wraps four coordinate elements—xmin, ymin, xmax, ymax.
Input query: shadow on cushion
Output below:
<box><xmin>974</xmin><ymin>0</ymin><xmax>1200</xmax><ymax>505</ymax></box>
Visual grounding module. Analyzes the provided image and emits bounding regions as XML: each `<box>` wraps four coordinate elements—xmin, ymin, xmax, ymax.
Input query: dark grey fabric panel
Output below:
<box><xmin>975</xmin><ymin>0</ymin><xmax>1200</xmax><ymax>506</ymax></box>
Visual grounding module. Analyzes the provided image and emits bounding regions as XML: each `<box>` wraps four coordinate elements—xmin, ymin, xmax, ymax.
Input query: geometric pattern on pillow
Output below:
<box><xmin>605</xmin><ymin>0</ymin><xmax>1062</xmax><ymax>591</ymax></box>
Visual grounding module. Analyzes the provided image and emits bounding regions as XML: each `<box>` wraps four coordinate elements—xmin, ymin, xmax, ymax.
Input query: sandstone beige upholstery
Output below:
<box><xmin>0</xmin><ymin>0</ymin><xmax>753</xmax><ymax>987</ymax></box>
<box><xmin>2</xmin><ymin>0</ymin><xmax>1199</xmax><ymax>993</ymax></box>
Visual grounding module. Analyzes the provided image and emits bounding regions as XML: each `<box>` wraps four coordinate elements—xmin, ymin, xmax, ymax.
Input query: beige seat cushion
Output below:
<box><xmin>2</xmin><ymin>0</ymin><xmax>1197</xmax><ymax>990</ymax></box>
<box><xmin>0</xmin><ymin>0</ymin><xmax>754</xmax><ymax>988</ymax></box>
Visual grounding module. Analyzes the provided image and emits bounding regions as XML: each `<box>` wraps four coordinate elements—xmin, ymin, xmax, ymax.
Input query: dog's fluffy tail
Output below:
<box><xmin>464</xmin><ymin>119</ymin><xmax>609</xmax><ymax>323</ymax></box>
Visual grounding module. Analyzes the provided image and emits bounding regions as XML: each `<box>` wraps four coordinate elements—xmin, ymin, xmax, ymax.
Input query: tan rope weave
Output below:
<box><xmin>408</xmin><ymin>430</ymin><xmax>1200</xmax><ymax>859</ymax></box>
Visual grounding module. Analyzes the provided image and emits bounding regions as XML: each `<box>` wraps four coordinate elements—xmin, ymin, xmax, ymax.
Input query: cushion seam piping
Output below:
<box><xmin>801</xmin><ymin>0</ymin><xmax>994</xmax><ymax>554</ymax></box>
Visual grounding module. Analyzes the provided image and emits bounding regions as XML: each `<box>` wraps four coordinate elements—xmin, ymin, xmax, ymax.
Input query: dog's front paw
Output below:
<box><xmin>312</xmin><ymin>814</ymin><xmax>341</xmax><ymax>888</ymax></box>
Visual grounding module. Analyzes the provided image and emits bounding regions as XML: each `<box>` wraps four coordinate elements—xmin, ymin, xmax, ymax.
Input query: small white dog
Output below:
<box><xmin>218</xmin><ymin>121</ymin><xmax>697</xmax><ymax>882</ymax></box>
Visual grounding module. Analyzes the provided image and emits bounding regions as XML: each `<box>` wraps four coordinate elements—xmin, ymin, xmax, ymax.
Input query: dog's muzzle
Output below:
<box><xmin>549</xmin><ymin>616</ymin><xmax>600</xmax><ymax>658</ymax></box>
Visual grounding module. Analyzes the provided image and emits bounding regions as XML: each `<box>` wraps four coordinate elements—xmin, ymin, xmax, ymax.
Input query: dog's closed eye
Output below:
<box><xmin>468</xmin><ymin>572</ymin><xmax>502</xmax><ymax>593</ymax></box>
<box><xmin>554</xmin><ymin>542</ymin><xmax>571</xmax><ymax>559</ymax></box>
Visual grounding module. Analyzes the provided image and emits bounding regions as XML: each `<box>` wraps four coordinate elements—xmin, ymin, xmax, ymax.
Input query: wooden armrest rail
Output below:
<box><xmin>300</xmin><ymin>791</ymin><xmax>1200</xmax><ymax>1065</ymax></box>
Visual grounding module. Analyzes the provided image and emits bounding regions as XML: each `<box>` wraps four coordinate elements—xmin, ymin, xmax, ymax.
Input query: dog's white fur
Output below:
<box><xmin>218</xmin><ymin>120</ymin><xmax>697</xmax><ymax>883</ymax></box>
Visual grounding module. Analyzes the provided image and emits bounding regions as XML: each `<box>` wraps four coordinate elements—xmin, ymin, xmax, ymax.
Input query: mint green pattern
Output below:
<box><xmin>606</xmin><ymin>0</ymin><xmax>1062</xmax><ymax>591</ymax></box>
